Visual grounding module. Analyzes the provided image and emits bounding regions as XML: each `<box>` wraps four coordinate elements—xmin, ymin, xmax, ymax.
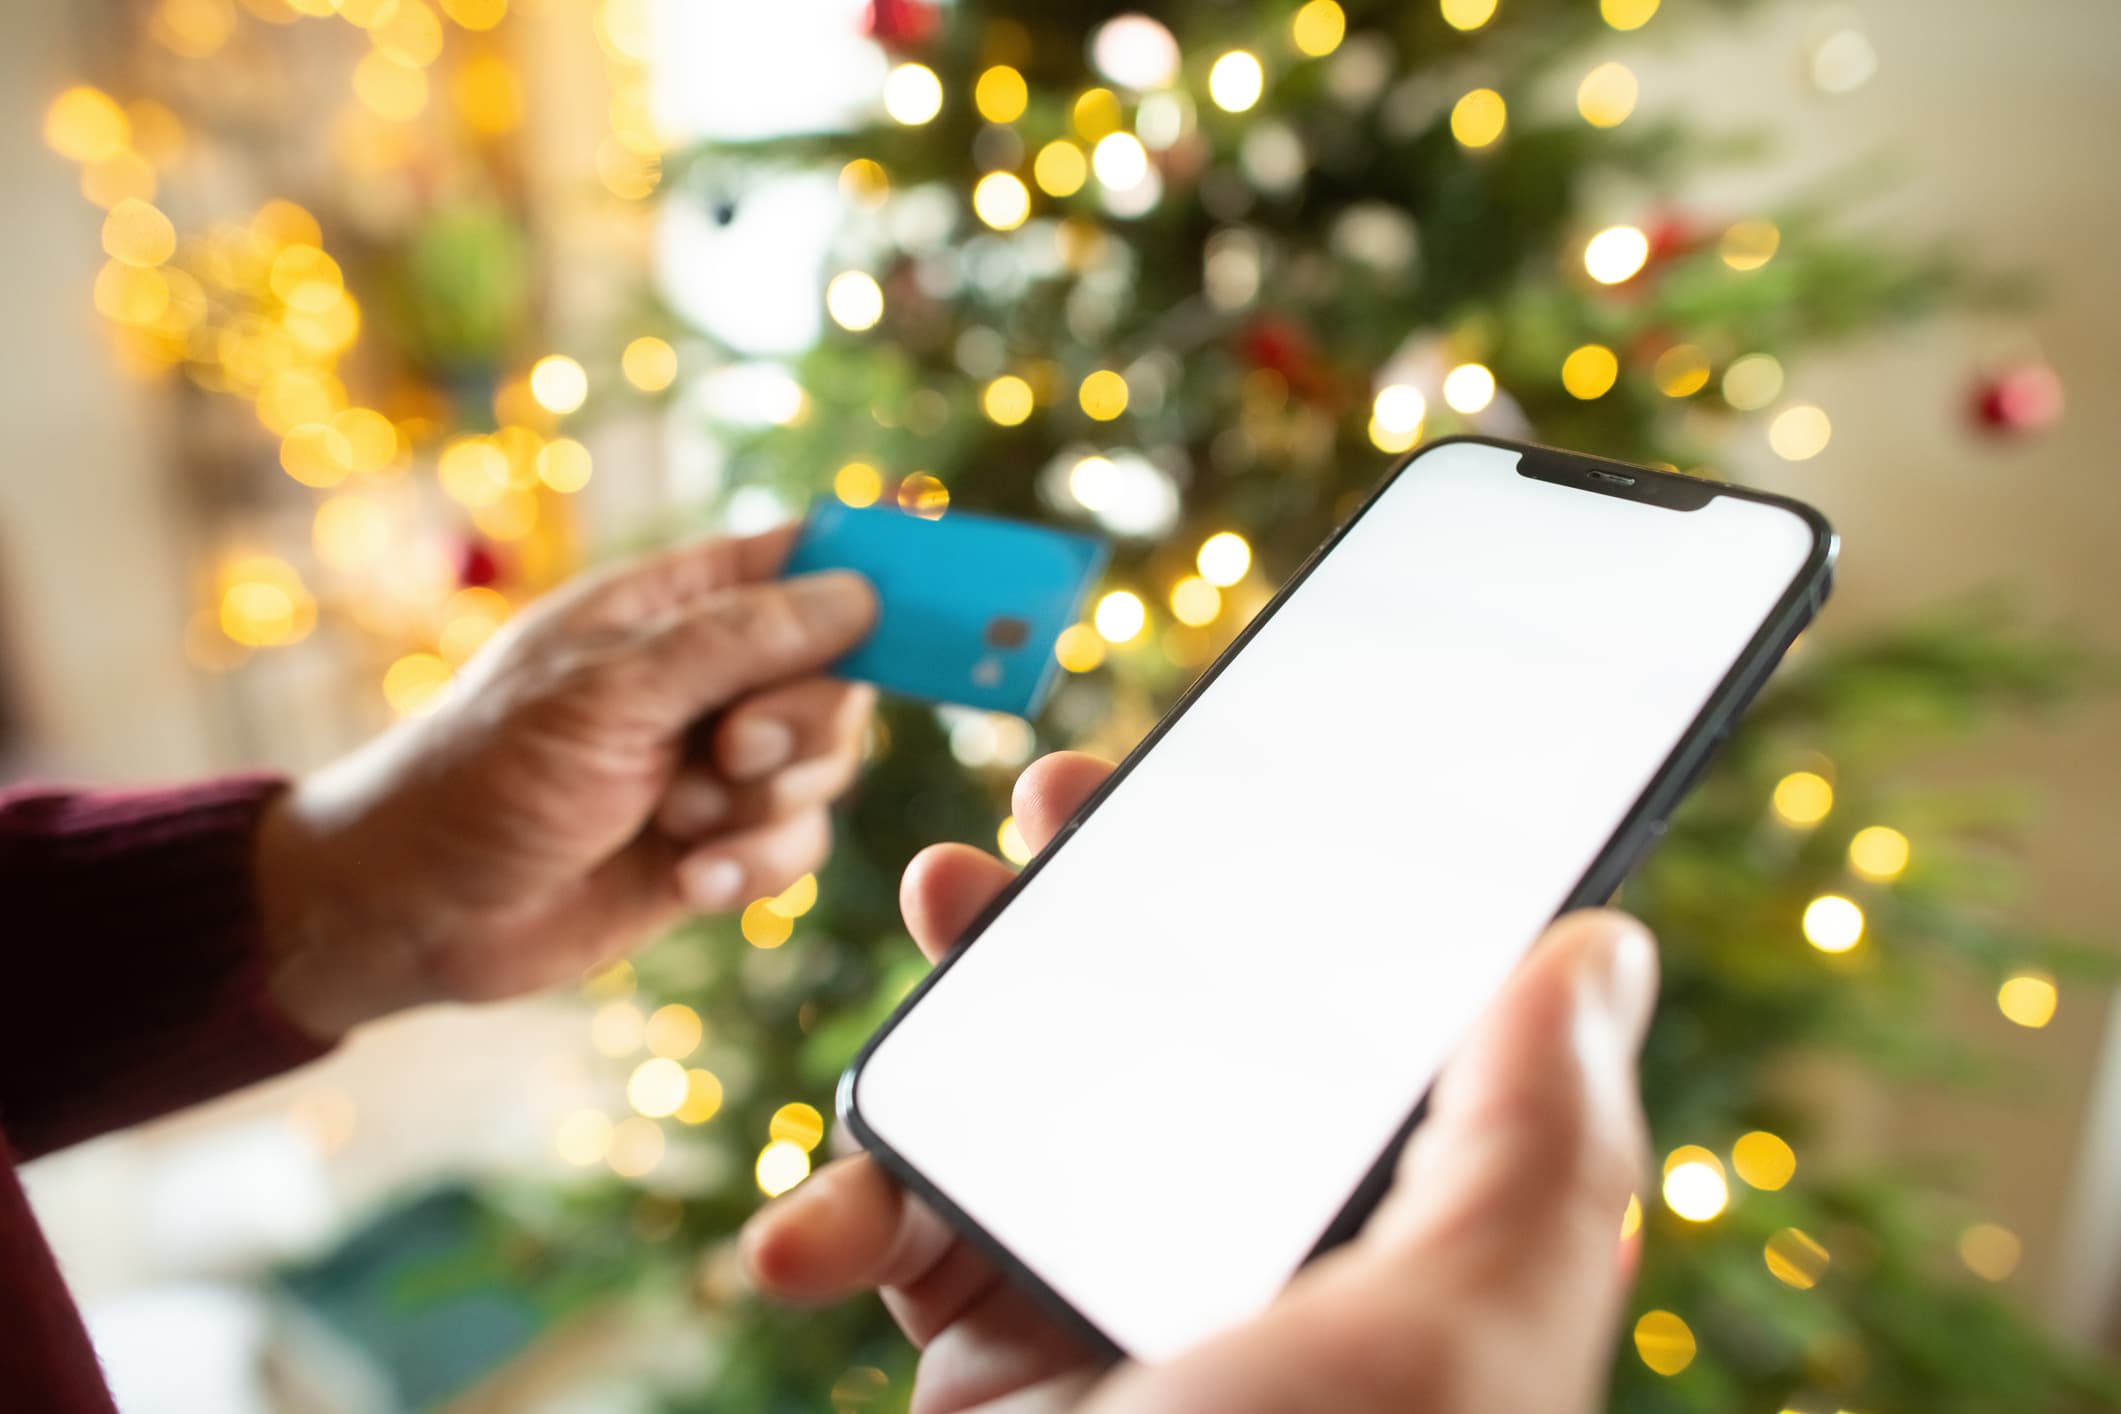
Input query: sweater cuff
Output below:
<box><xmin>0</xmin><ymin>776</ymin><xmax>336</xmax><ymax>1159</ymax></box>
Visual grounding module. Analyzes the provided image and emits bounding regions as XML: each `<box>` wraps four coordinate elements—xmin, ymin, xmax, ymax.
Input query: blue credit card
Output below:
<box><xmin>785</xmin><ymin>504</ymin><xmax>1108</xmax><ymax>717</ymax></box>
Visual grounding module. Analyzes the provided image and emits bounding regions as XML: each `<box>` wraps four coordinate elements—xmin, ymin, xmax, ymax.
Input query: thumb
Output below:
<box><xmin>1372</xmin><ymin>907</ymin><xmax>1657</xmax><ymax>1312</ymax></box>
<box><xmin>625</xmin><ymin>570</ymin><xmax>878</xmax><ymax>716</ymax></box>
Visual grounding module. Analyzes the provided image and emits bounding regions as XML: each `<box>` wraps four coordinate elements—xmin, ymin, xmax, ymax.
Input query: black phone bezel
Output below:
<box><xmin>837</xmin><ymin>434</ymin><xmax>1838</xmax><ymax>1362</ymax></box>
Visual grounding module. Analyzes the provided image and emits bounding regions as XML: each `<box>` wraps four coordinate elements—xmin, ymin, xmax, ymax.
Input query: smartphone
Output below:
<box><xmin>841</xmin><ymin>436</ymin><xmax>1835</xmax><ymax>1362</ymax></box>
<box><xmin>786</xmin><ymin>503</ymin><xmax>1107</xmax><ymax>717</ymax></box>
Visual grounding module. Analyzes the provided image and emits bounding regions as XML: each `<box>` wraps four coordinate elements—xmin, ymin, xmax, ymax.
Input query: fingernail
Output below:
<box><xmin>682</xmin><ymin>856</ymin><xmax>746</xmax><ymax>911</ymax></box>
<box><xmin>788</xmin><ymin>570</ymin><xmax>878</xmax><ymax>638</ymax></box>
<box><xmin>724</xmin><ymin>717</ymin><xmax>796</xmax><ymax>780</ymax></box>
<box><xmin>1582</xmin><ymin>917</ymin><xmax>1658</xmax><ymax>1046</ymax></box>
<box><xmin>659</xmin><ymin>776</ymin><xmax>729</xmax><ymax>835</ymax></box>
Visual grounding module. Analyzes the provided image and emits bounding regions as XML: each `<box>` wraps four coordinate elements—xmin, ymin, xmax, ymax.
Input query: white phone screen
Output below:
<box><xmin>852</xmin><ymin>439</ymin><xmax>1822</xmax><ymax>1361</ymax></box>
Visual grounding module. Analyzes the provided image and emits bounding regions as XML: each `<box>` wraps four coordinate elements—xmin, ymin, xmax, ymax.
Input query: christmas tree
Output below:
<box><xmin>567</xmin><ymin>2</ymin><xmax>2114</xmax><ymax>1410</ymax></box>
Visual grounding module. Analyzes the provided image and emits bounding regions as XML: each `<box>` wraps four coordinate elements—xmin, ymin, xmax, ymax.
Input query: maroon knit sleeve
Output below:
<box><xmin>0</xmin><ymin>777</ymin><xmax>334</xmax><ymax>1160</ymax></box>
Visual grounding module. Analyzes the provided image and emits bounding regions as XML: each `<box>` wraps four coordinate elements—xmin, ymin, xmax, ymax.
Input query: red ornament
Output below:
<box><xmin>1972</xmin><ymin>361</ymin><xmax>2065</xmax><ymax>437</ymax></box>
<box><xmin>1237</xmin><ymin>316</ymin><xmax>1343</xmax><ymax>404</ymax></box>
<box><xmin>863</xmin><ymin>0</ymin><xmax>940</xmax><ymax>49</ymax></box>
<box><xmin>1645</xmin><ymin>213</ymin><xmax>1705</xmax><ymax>265</ymax></box>
<box><xmin>456</xmin><ymin>537</ymin><xmax>504</xmax><ymax>589</ymax></box>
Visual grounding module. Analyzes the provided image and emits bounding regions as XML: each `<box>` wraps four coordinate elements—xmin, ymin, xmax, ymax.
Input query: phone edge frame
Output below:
<box><xmin>837</xmin><ymin>434</ymin><xmax>1840</xmax><ymax>1363</ymax></box>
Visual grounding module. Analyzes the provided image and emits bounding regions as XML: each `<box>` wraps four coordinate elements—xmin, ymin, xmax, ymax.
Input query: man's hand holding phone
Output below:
<box><xmin>744</xmin><ymin>751</ymin><xmax>1660</xmax><ymax>1414</ymax></box>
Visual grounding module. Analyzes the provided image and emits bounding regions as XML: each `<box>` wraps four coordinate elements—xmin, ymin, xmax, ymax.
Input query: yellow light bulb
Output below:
<box><xmin>1721</xmin><ymin>219</ymin><xmax>1781</xmax><ymax>271</ymax></box>
<box><xmin>1722</xmin><ymin>353</ymin><xmax>1784</xmax><ymax>410</ymax></box>
<box><xmin>766</xmin><ymin>872</ymin><xmax>819</xmax><ymax>919</ymax></box>
<box><xmin>1092</xmin><ymin>131</ymin><xmax>1150</xmax><ymax>189</ymax></box>
<box><xmin>756</xmin><ymin>1139</ymin><xmax>811</xmax><ymax>1196</ymax></box>
<box><xmin>1803</xmin><ymin>895</ymin><xmax>1864</xmax><ymax>953</ymax></box>
<box><xmin>1584</xmin><ymin>225</ymin><xmax>1650</xmax><ymax>284</ymax></box>
<box><xmin>998</xmin><ymin>815</ymin><xmax>1034</xmax><ymax>864</ymax></box>
<box><xmin>1078</xmin><ymin>369</ymin><xmax>1130</xmax><ymax>420</ymax></box>
<box><xmin>825</xmin><ymin>270</ymin><xmax>885</xmax><ymax>333</ymax></box>
<box><xmin>742</xmin><ymin>898</ymin><xmax>794</xmax><ymax>948</ymax></box>
<box><xmin>536</xmin><ymin>438</ymin><xmax>593</xmax><ymax>493</ymax></box>
<box><xmin>1563</xmin><ymin>344</ymin><xmax>1620</xmax><ymax>400</ymax></box>
<box><xmin>839</xmin><ymin>157</ymin><xmax>890</xmax><ymax>207</ymax></box>
<box><xmin>1450</xmin><ymin>88</ymin><xmax>1507</xmax><ymax>148</ymax></box>
<box><xmin>675</xmin><ymin>1068</ymin><xmax>724</xmax><ymax>1124</ymax></box>
<box><xmin>1997</xmin><ymin>970</ymin><xmax>2057</xmax><ymax>1029</ymax></box>
<box><xmin>1654</xmin><ymin>344</ymin><xmax>1712</xmax><ymax>398</ymax></box>
<box><xmin>882</xmin><ymin>63</ymin><xmax>943</xmax><ymax>125</ymax></box>
<box><xmin>972</xmin><ymin>171</ymin><xmax>1032</xmax><ymax>231</ymax></box>
<box><xmin>1442</xmin><ymin>362</ymin><xmax>1497</xmax><ymax>414</ymax></box>
<box><xmin>974</xmin><ymin>65</ymin><xmax>1029</xmax><ymax>124</ymax></box>
<box><xmin>1959</xmin><ymin>1222</ymin><xmax>2021</xmax><ymax>1282</ymax></box>
<box><xmin>1661</xmin><ymin>1146</ymin><xmax>1729</xmax><ymax>1222</ymax></box>
<box><xmin>1208</xmin><ymin>51</ymin><xmax>1265</xmax><ymax>113</ymax></box>
<box><xmin>1848</xmin><ymin>824</ymin><xmax>1910</xmax><ymax>881</ymax></box>
<box><xmin>1169</xmin><ymin>575</ymin><xmax>1221</xmax><ymax>626</ymax></box>
<box><xmin>1054</xmin><ymin>623</ymin><xmax>1107</xmax><ymax>673</ymax></box>
<box><xmin>1372</xmin><ymin>384</ymin><xmax>1427</xmax><ymax>436</ymax></box>
<box><xmin>529</xmin><ymin>354</ymin><xmax>588</xmax><ymax>415</ymax></box>
<box><xmin>1601</xmin><ymin>0</ymin><xmax>1661</xmax><ymax>31</ymax></box>
<box><xmin>1034</xmin><ymin>140</ymin><xmax>1089</xmax><ymax>197</ymax></box>
<box><xmin>1072</xmin><ymin>88</ymin><xmax>1124</xmax><ymax>141</ymax></box>
<box><xmin>898</xmin><ymin>472</ymin><xmax>949</xmax><ymax>519</ymax></box>
<box><xmin>1771</xmin><ymin>770</ymin><xmax>1833</xmax><ymax>826</ymax></box>
<box><xmin>1764</xmin><ymin>1227</ymin><xmax>1830</xmax><ymax>1289</ymax></box>
<box><xmin>1094</xmin><ymin>590</ymin><xmax>1147</xmax><ymax>643</ymax></box>
<box><xmin>1196</xmin><ymin>531</ymin><xmax>1252</xmax><ymax>586</ymax></box>
<box><xmin>622</xmin><ymin>335</ymin><xmax>678</xmax><ymax>392</ymax></box>
<box><xmin>626</xmin><ymin>1057</ymin><xmax>689</xmax><ymax>1118</ymax></box>
<box><xmin>834</xmin><ymin>461</ymin><xmax>883</xmax><ymax>507</ymax></box>
<box><xmin>770</xmin><ymin>1102</ymin><xmax>827</xmax><ymax>1152</ymax></box>
<box><xmin>1633</xmin><ymin>1310</ymin><xmax>1696</xmax><ymax>1376</ymax></box>
<box><xmin>644</xmin><ymin>1004</ymin><xmax>703</xmax><ymax>1059</ymax></box>
<box><xmin>1291</xmin><ymin>0</ymin><xmax>1347</xmax><ymax>57</ymax></box>
<box><xmin>1578</xmin><ymin>61</ymin><xmax>1639</xmax><ymax>127</ymax></box>
<box><xmin>45</xmin><ymin>86</ymin><xmax>130</xmax><ymax>163</ymax></box>
<box><xmin>983</xmin><ymin>374</ymin><xmax>1035</xmax><ymax>426</ymax></box>
<box><xmin>102</xmin><ymin>198</ymin><xmax>176</xmax><ymax>269</ymax></box>
<box><xmin>383</xmin><ymin>653</ymin><xmax>453</xmax><ymax>716</ymax></box>
<box><xmin>1732</xmin><ymin>1131</ymin><xmax>1797</xmax><ymax>1191</ymax></box>
<box><xmin>1769</xmin><ymin>404</ymin><xmax>1832</xmax><ymax>461</ymax></box>
<box><xmin>1441</xmin><ymin>0</ymin><xmax>1499</xmax><ymax>31</ymax></box>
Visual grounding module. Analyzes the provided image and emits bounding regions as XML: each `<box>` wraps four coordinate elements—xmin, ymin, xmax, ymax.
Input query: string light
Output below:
<box><xmin>1721</xmin><ymin>219</ymin><xmax>1781</xmax><ymax>271</ymax></box>
<box><xmin>1208</xmin><ymin>51</ymin><xmax>1265</xmax><ymax>113</ymax></box>
<box><xmin>218</xmin><ymin>556</ymin><xmax>315</xmax><ymax>647</ymax></box>
<box><xmin>1170</xmin><ymin>576</ymin><xmax>1221</xmax><ymax>626</ymax></box>
<box><xmin>1034</xmin><ymin>140</ymin><xmax>1089</xmax><ymax>196</ymax></box>
<box><xmin>1654</xmin><ymin>345</ymin><xmax>1711</xmax><ymax>398</ymax></box>
<box><xmin>771</xmin><ymin>1103</ymin><xmax>826</xmax><ymax>1152</ymax></box>
<box><xmin>983</xmin><ymin>375</ymin><xmax>1035</xmax><ymax>426</ymax></box>
<box><xmin>535</xmin><ymin>438</ymin><xmax>591</xmax><ymax>493</ymax></box>
<box><xmin>998</xmin><ymin>815</ymin><xmax>1034</xmax><ymax>864</ymax></box>
<box><xmin>834</xmin><ymin>461</ymin><xmax>882</xmax><ymax>507</ymax></box>
<box><xmin>1068</xmin><ymin>455</ymin><xmax>1119</xmax><ymax>509</ymax></box>
<box><xmin>1442</xmin><ymin>0</ymin><xmax>1499</xmax><ymax>28</ymax></box>
<box><xmin>1092</xmin><ymin>131</ymin><xmax>1150</xmax><ymax>190</ymax></box>
<box><xmin>898</xmin><ymin>473</ymin><xmax>949</xmax><ymax>518</ymax></box>
<box><xmin>383</xmin><ymin>653</ymin><xmax>452</xmax><ymax>715</ymax></box>
<box><xmin>82</xmin><ymin>151</ymin><xmax>156</xmax><ymax>210</ymax></box>
<box><xmin>627</xmin><ymin>1057</ymin><xmax>689</xmax><ymax>1118</ymax></box>
<box><xmin>1054</xmin><ymin>623</ymin><xmax>1106</xmax><ymax>673</ymax></box>
<box><xmin>1373</xmin><ymin>384</ymin><xmax>1427</xmax><ymax>439</ymax></box>
<box><xmin>1584</xmin><ymin>225</ymin><xmax>1650</xmax><ymax>284</ymax></box>
<box><xmin>1733</xmin><ymin>1131</ymin><xmax>1797</xmax><ymax>1190</ymax></box>
<box><xmin>882</xmin><ymin>63</ymin><xmax>943</xmax><ymax>125</ymax></box>
<box><xmin>1633</xmin><ymin>1310</ymin><xmax>1696</xmax><ymax>1376</ymax></box>
<box><xmin>825</xmin><ymin>271</ymin><xmax>885</xmax><ymax>332</ymax></box>
<box><xmin>103</xmin><ymin>198</ymin><xmax>176</xmax><ymax>269</ymax></box>
<box><xmin>1723</xmin><ymin>353</ymin><xmax>1784</xmax><ymax>410</ymax></box>
<box><xmin>1620</xmin><ymin>1193</ymin><xmax>1643</xmax><ymax>1240</ymax></box>
<box><xmin>1772</xmin><ymin>770</ymin><xmax>1833</xmax><ymax>826</ymax></box>
<box><xmin>555</xmin><ymin>1110</ymin><xmax>613</xmax><ymax>1166</ymax></box>
<box><xmin>1848</xmin><ymin>825</ymin><xmax>1910</xmax><ymax>881</ymax></box>
<box><xmin>1803</xmin><ymin>895</ymin><xmax>1864</xmax><ymax>953</ymax></box>
<box><xmin>1959</xmin><ymin>1223</ymin><xmax>2021</xmax><ymax>1281</ymax></box>
<box><xmin>676</xmin><ymin>1068</ymin><xmax>724</xmax><ymax>1124</ymax></box>
<box><xmin>838</xmin><ymin>158</ymin><xmax>889</xmax><ymax>206</ymax></box>
<box><xmin>1450</xmin><ymin>89</ymin><xmax>1507</xmax><ymax>148</ymax></box>
<box><xmin>1197</xmin><ymin>531</ymin><xmax>1252</xmax><ymax>586</ymax></box>
<box><xmin>1079</xmin><ymin>369</ymin><xmax>1130</xmax><ymax>420</ymax></box>
<box><xmin>1765</xmin><ymin>1228</ymin><xmax>1831</xmax><ymax>1289</ymax></box>
<box><xmin>590</xmin><ymin>1000</ymin><xmax>645</xmax><ymax>1057</ymax></box>
<box><xmin>1601</xmin><ymin>0</ymin><xmax>1660</xmax><ymax>31</ymax></box>
<box><xmin>44</xmin><ymin>86</ymin><xmax>130</xmax><ymax>163</ymax></box>
<box><xmin>1291</xmin><ymin>1</ymin><xmax>1347</xmax><ymax>57</ymax></box>
<box><xmin>757</xmin><ymin>1140</ymin><xmax>811</xmax><ymax>1196</ymax></box>
<box><xmin>1563</xmin><ymin>344</ymin><xmax>1619</xmax><ymax>400</ymax></box>
<box><xmin>1770</xmin><ymin>404</ymin><xmax>1833</xmax><ymax>460</ymax></box>
<box><xmin>608</xmin><ymin>1117</ymin><xmax>665</xmax><ymax>1177</ymax></box>
<box><xmin>529</xmin><ymin>354</ymin><xmax>588</xmax><ymax>414</ymax></box>
<box><xmin>973</xmin><ymin>171</ymin><xmax>1032</xmax><ymax>231</ymax></box>
<box><xmin>645</xmin><ymin>1004</ymin><xmax>703</xmax><ymax>1059</ymax></box>
<box><xmin>622</xmin><ymin>336</ymin><xmax>677</xmax><ymax>392</ymax></box>
<box><xmin>1073</xmin><ymin>88</ymin><xmax>1124</xmax><ymax>141</ymax></box>
<box><xmin>1442</xmin><ymin>363</ymin><xmax>1497</xmax><ymax>414</ymax></box>
<box><xmin>375</xmin><ymin>0</ymin><xmax>446</xmax><ymax>65</ymax></box>
<box><xmin>1095</xmin><ymin>590</ymin><xmax>1147</xmax><ymax>643</ymax></box>
<box><xmin>742</xmin><ymin>898</ymin><xmax>794</xmax><ymax>948</ymax></box>
<box><xmin>974</xmin><ymin>65</ymin><xmax>1029</xmax><ymax>124</ymax></box>
<box><xmin>1578</xmin><ymin>62</ymin><xmax>1639</xmax><ymax>126</ymax></box>
<box><xmin>1997</xmin><ymin>970</ymin><xmax>2058</xmax><ymax>1029</ymax></box>
<box><xmin>767</xmin><ymin>873</ymin><xmax>818</xmax><ymax>919</ymax></box>
<box><xmin>1662</xmin><ymin>1145</ymin><xmax>1729</xmax><ymax>1222</ymax></box>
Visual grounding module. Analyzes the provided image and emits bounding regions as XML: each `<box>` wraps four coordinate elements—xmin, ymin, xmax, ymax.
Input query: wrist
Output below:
<box><xmin>253</xmin><ymin>775</ymin><xmax>433</xmax><ymax>1041</ymax></box>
